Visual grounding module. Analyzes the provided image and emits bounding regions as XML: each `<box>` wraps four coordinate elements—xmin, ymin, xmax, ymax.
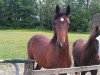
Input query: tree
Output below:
<box><xmin>37</xmin><ymin>0</ymin><xmax>61</xmax><ymax>29</ymax></box>
<box><xmin>0</xmin><ymin>0</ymin><xmax>100</xmax><ymax>31</ymax></box>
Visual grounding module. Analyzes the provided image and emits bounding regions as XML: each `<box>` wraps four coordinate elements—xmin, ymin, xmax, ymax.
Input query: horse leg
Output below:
<box><xmin>90</xmin><ymin>70</ymin><xmax>97</xmax><ymax>75</ymax></box>
<box><xmin>28</xmin><ymin>52</ymin><xmax>36</xmax><ymax>70</ymax></box>
<box><xmin>34</xmin><ymin>64</ymin><xmax>41</xmax><ymax>70</ymax></box>
<box><xmin>33</xmin><ymin>60</ymin><xmax>35</xmax><ymax>70</ymax></box>
<box><xmin>81</xmin><ymin>71</ymin><xmax>86</xmax><ymax>75</ymax></box>
<box><xmin>74</xmin><ymin>61</ymin><xmax>80</xmax><ymax>75</ymax></box>
<box><xmin>29</xmin><ymin>59</ymin><xmax>41</xmax><ymax>70</ymax></box>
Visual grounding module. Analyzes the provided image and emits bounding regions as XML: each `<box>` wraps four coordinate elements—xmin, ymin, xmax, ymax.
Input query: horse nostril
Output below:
<box><xmin>59</xmin><ymin>43</ymin><xmax>63</xmax><ymax>48</ymax></box>
<box><xmin>57</xmin><ymin>42</ymin><xmax>66</xmax><ymax>48</ymax></box>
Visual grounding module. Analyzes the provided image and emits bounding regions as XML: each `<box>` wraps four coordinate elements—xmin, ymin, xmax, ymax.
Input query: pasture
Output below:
<box><xmin>0</xmin><ymin>29</ymin><xmax>89</xmax><ymax>59</ymax></box>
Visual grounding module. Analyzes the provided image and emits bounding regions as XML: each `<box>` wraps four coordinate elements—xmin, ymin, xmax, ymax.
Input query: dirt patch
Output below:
<box><xmin>0</xmin><ymin>63</ymin><xmax>24</xmax><ymax>75</ymax></box>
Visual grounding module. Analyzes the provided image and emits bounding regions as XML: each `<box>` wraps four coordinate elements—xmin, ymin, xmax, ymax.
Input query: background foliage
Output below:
<box><xmin>0</xmin><ymin>0</ymin><xmax>100</xmax><ymax>32</ymax></box>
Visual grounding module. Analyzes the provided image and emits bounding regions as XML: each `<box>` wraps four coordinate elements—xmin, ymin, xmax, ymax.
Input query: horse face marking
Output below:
<box><xmin>60</xmin><ymin>17</ymin><xmax>64</xmax><ymax>21</ymax></box>
<box><xmin>96</xmin><ymin>35</ymin><xmax>100</xmax><ymax>54</ymax></box>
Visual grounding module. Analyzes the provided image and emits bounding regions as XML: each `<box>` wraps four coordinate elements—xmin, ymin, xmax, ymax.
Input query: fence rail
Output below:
<box><xmin>0</xmin><ymin>59</ymin><xmax>100</xmax><ymax>75</ymax></box>
<box><xmin>0</xmin><ymin>59</ymin><xmax>33</xmax><ymax>63</ymax></box>
<box><xmin>32</xmin><ymin>65</ymin><xmax>100</xmax><ymax>75</ymax></box>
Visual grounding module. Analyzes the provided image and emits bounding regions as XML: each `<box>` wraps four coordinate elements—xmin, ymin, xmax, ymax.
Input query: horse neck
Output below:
<box><xmin>86</xmin><ymin>36</ymin><xmax>97</xmax><ymax>57</ymax></box>
<box><xmin>81</xmin><ymin>37</ymin><xmax>97</xmax><ymax>65</ymax></box>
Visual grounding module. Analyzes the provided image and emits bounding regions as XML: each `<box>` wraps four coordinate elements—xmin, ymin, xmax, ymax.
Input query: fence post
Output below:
<box><xmin>23</xmin><ymin>62</ymin><xmax>33</xmax><ymax>75</ymax></box>
<box><xmin>13</xmin><ymin>63</ymin><xmax>19</xmax><ymax>75</ymax></box>
<box><xmin>55</xmin><ymin>70</ymin><xmax>59</xmax><ymax>75</ymax></box>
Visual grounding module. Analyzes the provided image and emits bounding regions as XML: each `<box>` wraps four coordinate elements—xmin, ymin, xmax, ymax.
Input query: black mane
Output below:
<box><xmin>51</xmin><ymin>31</ymin><xmax>57</xmax><ymax>43</ymax></box>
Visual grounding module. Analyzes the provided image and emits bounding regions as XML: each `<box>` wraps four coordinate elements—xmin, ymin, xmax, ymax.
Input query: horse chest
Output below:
<box><xmin>46</xmin><ymin>50</ymin><xmax>70</xmax><ymax>68</ymax></box>
<box><xmin>46</xmin><ymin>58</ymin><xmax>69</xmax><ymax>68</ymax></box>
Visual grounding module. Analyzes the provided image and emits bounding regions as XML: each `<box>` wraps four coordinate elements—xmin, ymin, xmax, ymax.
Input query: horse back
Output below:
<box><xmin>72</xmin><ymin>39</ymin><xmax>86</xmax><ymax>66</ymax></box>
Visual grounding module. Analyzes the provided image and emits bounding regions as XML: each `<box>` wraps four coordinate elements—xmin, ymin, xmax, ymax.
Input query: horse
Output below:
<box><xmin>72</xmin><ymin>26</ymin><xmax>100</xmax><ymax>75</ymax></box>
<box><xmin>27</xmin><ymin>5</ymin><xmax>71</xmax><ymax>71</ymax></box>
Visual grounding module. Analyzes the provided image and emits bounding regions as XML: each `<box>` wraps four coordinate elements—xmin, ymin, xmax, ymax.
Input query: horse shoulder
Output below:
<box><xmin>28</xmin><ymin>35</ymin><xmax>52</xmax><ymax>62</ymax></box>
<box><xmin>73</xmin><ymin>39</ymin><xmax>86</xmax><ymax>65</ymax></box>
<box><xmin>73</xmin><ymin>39</ymin><xmax>86</xmax><ymax>50</ymax></box>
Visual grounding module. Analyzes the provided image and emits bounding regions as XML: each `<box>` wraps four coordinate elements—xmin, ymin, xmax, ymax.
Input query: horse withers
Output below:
<box><xmin>73</xmin><ymin>26</ymin><xmax>100</xmax><ymax>75</ymax></box>
<box><xmin>27</xmin><ymin>5</ymin><xmax>72</xmax><ymax>72</ymax></box>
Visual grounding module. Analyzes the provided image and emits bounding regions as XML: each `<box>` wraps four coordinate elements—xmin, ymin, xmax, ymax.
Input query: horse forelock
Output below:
<box><xmin>55</xmin><ymin>13</ymin><xmax>67</xmax><ymax>20</ymax></box>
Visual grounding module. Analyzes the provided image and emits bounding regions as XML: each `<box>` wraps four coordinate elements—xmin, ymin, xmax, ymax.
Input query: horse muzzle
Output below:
<box><xmin>57</xmin><ymin>42</ymin><xmax>66</xmax><ymax>48</ymax></box>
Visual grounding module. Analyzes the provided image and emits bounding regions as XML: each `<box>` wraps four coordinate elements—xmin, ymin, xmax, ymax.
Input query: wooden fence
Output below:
<box><xmin>24</xmin><ymin>63</ymin><xmax>100</xmax><ymax>75</ymax></box>
<box><xmin>0</xmin><ymin>59</ymin><xmax>100</xmax><ymax>75</ymax></box>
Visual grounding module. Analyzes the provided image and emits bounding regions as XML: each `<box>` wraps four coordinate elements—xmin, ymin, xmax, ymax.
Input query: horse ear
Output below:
<box><xmin>95</xmin><ymin>25</ymin><xmax>99</xmax><ymax>32</ymax></box>
<box><xmin>66</xmin><ymin>5</ymin><xmax>70</xmax><ymax>15</ymax></box>
<box><xmin>56</xmin><ymin>5</ymin><xmax>60</xmax><ymax>14</ymax></box>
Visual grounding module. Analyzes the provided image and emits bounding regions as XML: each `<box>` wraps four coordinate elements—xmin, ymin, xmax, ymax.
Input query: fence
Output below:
<box><xmin>24</xmin><ymin>63</ymin><xmax>100</xmax><ymax>75</ymax></box>
<box><xmin>0</xmin><ymin>59</ymin><xmax>33</xmax><ymax>75</ymax></box>
<box><xmin>0</xmin><ymin>59</ymin><xmax>100</xmax><ymax>75</ymax></box>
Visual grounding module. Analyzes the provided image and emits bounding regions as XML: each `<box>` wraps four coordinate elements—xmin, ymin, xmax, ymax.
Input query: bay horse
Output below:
<box><xmin>27</xmin><ymin>5</ymin><xmax>72</xmax><ymax>71</ymax></box>
<box><xmin>72</xmin><ymin>26</ymin><xmax>100</xmax><ymax>75</ymax></box>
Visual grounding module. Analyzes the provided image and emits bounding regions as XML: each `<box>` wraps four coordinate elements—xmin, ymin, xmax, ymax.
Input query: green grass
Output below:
<box><xmin>68</xmin><ymin>32</ymin><xmax>89</xmax><ymax>43</ymax></box>
<box><xmin>0</xmin><ymin>29</ymin><xmax>89</xmax><ymax>59</ymax></box>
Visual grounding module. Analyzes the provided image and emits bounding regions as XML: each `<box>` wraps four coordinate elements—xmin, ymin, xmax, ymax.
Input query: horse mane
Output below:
<box><xmin>81</xmin><ymin>30</ymin><xmax>98</xmax><ymax>65</ymax></box>
<box><xmin>51</xmin><ymin>31</ymin><xmax>57</xmax><ymax>43</ymax></box>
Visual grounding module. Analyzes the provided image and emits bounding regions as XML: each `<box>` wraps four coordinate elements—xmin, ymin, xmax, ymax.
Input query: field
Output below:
<box><xmin>1</xmin><ymin>30</ymin><xmax>100</xmax><ymax>75</ymax></box>
<box><xmin>0</xmin><ymin>29</ymin><xmax>89</xmax><ymax>59</ymax></box>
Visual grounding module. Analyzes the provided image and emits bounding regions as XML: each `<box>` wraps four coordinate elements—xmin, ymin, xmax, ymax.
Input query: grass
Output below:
<box><xmin>0</xmin><ymin>29</ymin><xmax>89</xmax><ymax>59</ymax></box>
<box><xmin>69</xmin><ymin>32</ymin><xmax>89</xmax><ymax>43</ymax></box>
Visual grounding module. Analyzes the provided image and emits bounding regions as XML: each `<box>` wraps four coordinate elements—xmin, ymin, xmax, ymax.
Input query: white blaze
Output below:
<box><xmin>96</xmin><ymin>35</ymin><xmax>100</xmax><ymax>54</ymax></box>
<box><xmin>60</xmin><ymin>18</ymin><xmax>64</xmax><ymax>21</ymax></box>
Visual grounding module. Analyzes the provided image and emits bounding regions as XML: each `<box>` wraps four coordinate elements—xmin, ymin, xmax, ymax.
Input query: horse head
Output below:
<box><xmin>94</xmin><ymin>26</ymin><xmax>100</xmax><ymax>62</ymax></box>
<box><xmin>55</xmin><ymin>5</ymin><xmax>70</xmax><ymax>48</ymax></box>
